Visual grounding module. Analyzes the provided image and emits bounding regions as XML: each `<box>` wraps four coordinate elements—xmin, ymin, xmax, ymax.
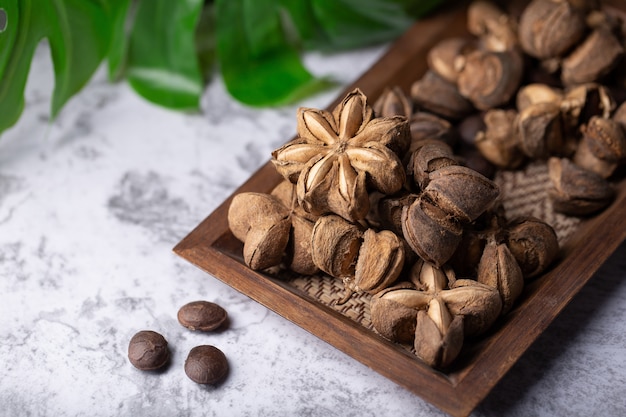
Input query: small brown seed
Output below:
<box><xmin>128</xmin><ymin>330</ymin><xmax>170</xmax><ymax>371</ymax></box>
<box><xmin>178</xmin><ymin>301</ymin><xmax>228</xmax><ymax>332</ymax></box>
<box><xmin>184</xmin><ymin>345</ymin><xmax>229</xmax><ymax>385</ymax></box>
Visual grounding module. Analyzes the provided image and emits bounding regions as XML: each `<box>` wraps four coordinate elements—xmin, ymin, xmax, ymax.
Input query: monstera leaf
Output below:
<box><xmin>0</xmin><ymin>0</ymin><xmax>111</xmax><ymax>134</ymax></box>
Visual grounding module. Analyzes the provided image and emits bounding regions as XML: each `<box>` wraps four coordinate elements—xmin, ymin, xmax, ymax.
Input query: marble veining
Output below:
<box><xmin>1</xmin><ymin>40</ymin><xmax>625</xmax><ymax>417</ymax></box>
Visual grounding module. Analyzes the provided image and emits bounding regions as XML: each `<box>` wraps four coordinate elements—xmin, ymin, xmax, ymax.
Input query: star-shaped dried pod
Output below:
<box><xmin>505</xmin><ymin>216</ymin><xmax>560</xmax><ymax>279</ymax></box>
<box><xmin>424</xmin><ymin>165</ymin><xmax>500</xmax><ymax>224</ymax></box>
<box><xmin>227</xmin><ymin>192</ymin><xmax>291</xmax><ymax>271</ymax></box>
<box><xmin>574</xmin><ymin>116</ymin><xmax>626</xmax><ymax>178</ymax></box>
<box><xmin>310</xmin><ymin>214</ymin><xmax>363</xmax><ymax>279</ymax></box>
<box><xmin>408</xmin><ymin>139</ymin><xmax>457</xmax><ymax>190</ymax></box>
<box><xmin>561</xmin><ymin>27</ymin><xmax>624</xmax><ymax>86</ymax></box>
<box><xmin>271</xmin><ymin>88</ymin><xmax>410</xmax><ymax>222</ymax></box>
<box><xmin>411</xmin><ymin>70</ymin><xmax>475</xmax><ymax>120</ymax></box>
<box><xmin>475</xmin><ymin>109</ymin><xmax>525</xmax><ymax>169</ymax></box>
<box><xmin>518</xmin><ymin>0</ymin><xmax>587</xmax><ymax>60</ymax></box>
<box><xmin>411</xmin><ymin>260</ymin><xmax>500</xmax><ymax>364</ymax></box>
<box><xmin>548</xmin><ymin>156</ymin><xmax>615</xmax><ymax>215</ymax></box>
<box><xmin>477</xmin><ymin>235</ymin><xmax>524</xmax><ymax>314</ymax></box>
<box><xmin>467</xmin><ymin>0</ymin><xmax>519</xmax><ymax>52</ymax></box>
<box><xmin>402</xmin><ymin>196</ymin><xmax>464</xmax><ymax>268</ymax></box>
<box><xmin>517</xmin><ymin>101</ymin><xmax>564</xmax><ymax>159</ymax></box>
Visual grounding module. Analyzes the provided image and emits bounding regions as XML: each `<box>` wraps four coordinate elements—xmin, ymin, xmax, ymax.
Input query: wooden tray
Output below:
<box><xmin>174</xmin><ymin>2</ymin><xmax>626</xmax><ymax>416</ymax></box>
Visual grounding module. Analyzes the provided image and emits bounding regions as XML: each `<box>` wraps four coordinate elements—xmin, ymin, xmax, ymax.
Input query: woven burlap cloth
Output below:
<box><xmin>286</xmin><ymin>161</ymin><xmax>582</xmax><ymax>331</ymax></box>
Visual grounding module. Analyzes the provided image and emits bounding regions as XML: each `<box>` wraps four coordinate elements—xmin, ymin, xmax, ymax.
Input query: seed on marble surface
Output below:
<box><xmin>184</xmin><ymin>345</ymin><xmax>229</xmax><ymax>385</ymax></box>
<box><xmin>177</xmin><ymin>300</ymin><xmax>228</xmax><ymax>332</ymax></box>
<box><xmin>127</xmin><ymin>330</ymin><xmax>170</xmax><ymax>371</ymax></box>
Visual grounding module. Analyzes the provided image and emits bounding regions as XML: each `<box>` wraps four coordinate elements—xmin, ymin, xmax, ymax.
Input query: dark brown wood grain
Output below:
<box><xmin>174</xmin><ymin>2</ymin><xmax>626</xmax><ymax>416</ymax></box>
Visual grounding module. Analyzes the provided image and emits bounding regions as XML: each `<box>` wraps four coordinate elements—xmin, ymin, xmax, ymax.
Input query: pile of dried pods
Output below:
<box><xmin>227</xmin><ymin>0</ymin><xmax>626</xmax><ymax>369</ymax></box>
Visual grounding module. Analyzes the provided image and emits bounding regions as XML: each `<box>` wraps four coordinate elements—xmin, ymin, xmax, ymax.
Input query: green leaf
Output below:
<box><xmin>276</xmin><ymin>0</ymin><xmax>327</xmax><ymax>48</ymax></box>
<box><xmin>216</xmin><ymin>0</ymin><xmax>334</xmax><ymax>107</ymax></box>
<box><xmin>125</xmin><ymin>0</ymin><xmax>205</xmax><ymax>111</ymax></box>
<box><xmin>195</xmin><ymin>2</ymin><xmax>216</xmax><ymax>84</ymax></box>
<box><xmin>105</xmin><ymin>0</ymin><xmax>132</xmax><ymax>81</ymax></box>
<box><xmin>283</xmin><ymin>0</ymin><xmax>444</xmax><ymax>51</ymax></box>
<box><xmin>0</xmin><ymin>0</ymin><xmax>111</xmax><ymax>136</ymax></box>
<box><xmin>309</xmin><ymin>0</ymin><xmax>415</xmax><ymax>50</ymax></box>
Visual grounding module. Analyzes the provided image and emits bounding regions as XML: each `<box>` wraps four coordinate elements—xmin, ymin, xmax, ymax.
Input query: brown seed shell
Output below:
<box><xmin>354</xmin><ymin>229</ymin><xmax>405</xmax><ymax>294</ymax></box>
<box><xmin>425</xmin><ymin>165</ymin><xmax>500</xmax><ymax>223</ymax></box>
<box><xmin>184</xmin><ymin>345</ymin><xmax>229</xmax><ymax>385</ymax></box>
<box><xmin>177</xmin><ymin>301</ymin><xmax>228</xmax><ymax>332</ymax></box>
<box><xmin>475</xmin><ymin>109</ymin><xmax>525</xmax><ymax>169</ymax></box>
<box><xmin>457</xmin><ymin>49</ymin><xmax>524</xmax><ymax>110</ymax></box>
<box><xmin>427</xmin><ymin>37</ymin><xmax>476</xmax><ymax>83</ymax></box>
<box><xmin>409</xmin><ymin>140</ymin><xmax>457</xmax><ymax>190</ymax></box>
<box><xmin>401</xmin><ymin>197</ymin><xmax>463</xmax><ymax>268</ymax></box>
<box><xmin>548</xmin><ymin>157</ymin><xmax>615</xmax><ymax>215</ymax></box>
<box><xmin>561</xmin><ymin>27</ymin><xmax>624</xmax><ymax>86</ymax></box>
<box><xmin>477</xmin><ymin>239</ymin><xmax>524</xmax><ymax>314</ymax></box>
<box><xmin>517</xmin><ymin>102</ymin><xmax>564</xmax><ymax>159</ymax></box>
<box><xmin>518</xmin><ymin>0</ymin><xmax>587</xmax><ymax>59</ymax></box>
<box><xmin>410</xmin><ymin>70</ymin><xmax>474</xmax><ymax>120</ymax></box>
<box><xmin>581</xmin><ymin>116</ymin><xmax>626</xmax><ymax>162</ymax></box>
<box><xmin>310</xmin><ymin>215</ymin><xmax>363</xmax><ymax>278</ymax></box>
<box><xmin>506</xmin><ymin>216</ymin><xmax>559</xmax><ymax>279</ymax></box>
<box><xmin>128</xmin><ymin>330</ymin><xmax>170</xmax><ymax>371</ymax></box>
<box><xmin>227</xmin><ymin>192</ymin><xmax>291</xmax><ymax>270</ymax></box>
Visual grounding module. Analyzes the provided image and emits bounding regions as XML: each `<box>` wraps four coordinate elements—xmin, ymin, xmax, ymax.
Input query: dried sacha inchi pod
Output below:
<box><xmin>517</xmin><ymin>0</ymin><xmax>589</xmax><ymax>60</ymax></box>
<box><xmin>271</xmin><ymin>88</ymin><xmax>410</xmax><ymax>223</ymax></box>
<box><xmin>505</xmin><ymin>216</ymin><xmax>560</xmax><ymax>279</ymax></box>
<box><xmin>402</xmin><ymin>162</ymin><xmax>500</xmax><ymax>267</ymax></box>
<box><xmin>227</xmin><ymin>180</ymin><xmax>319</xmax><ymax>274</ymax></box>
<box><xmin>573</xmin><ymin>116</ymin><xmax>626</xmax><ymax>178</ymax></box>
<box><xmin>370</xmin><ymin>260</ymin><xmax>502</xmax><ymax>369</ymax></box>
<box><xmin>477</xmin><ymin>235</ymin><xmax>524</xmax><ymax>314</ymax></box>
<box><xmin>310</xmin><ymin>214</ymin><xmax>405</xmax><ymax>298</ymax></box>
<box><xmin>548</xmin><ymin>157</ymin><xmax>615</xmax><ymax>216</ymax></box>
<box><xmin>474</xmin><ymin>109</ymin><xmax>525</xmax><ymax>169</ymax></box>
<box><xmin>411</xmin><ymin>70</ymin><xmax>475</xmax><ymax>120</ymax></box>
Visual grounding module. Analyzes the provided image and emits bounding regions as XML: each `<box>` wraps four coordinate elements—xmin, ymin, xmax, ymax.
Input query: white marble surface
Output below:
<box><xmin>1</xmin><ymin>41</ymin><xmax>626</xmax><ymax>417</ymax></box>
